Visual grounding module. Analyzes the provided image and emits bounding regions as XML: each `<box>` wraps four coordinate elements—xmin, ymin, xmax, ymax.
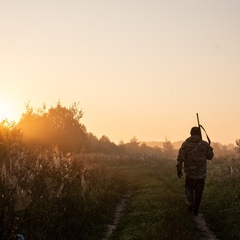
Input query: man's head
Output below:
<box><xmin>190</xmin><ymin>126</ymin><xmax>201</xmax><ymax>137</ymax></box>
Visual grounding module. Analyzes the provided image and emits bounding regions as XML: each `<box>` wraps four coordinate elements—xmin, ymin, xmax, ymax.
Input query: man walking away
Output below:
<box><xmin>176</xmin><ymin>127</ymin><xmax>214</xmax><ymax>216</ymax></box>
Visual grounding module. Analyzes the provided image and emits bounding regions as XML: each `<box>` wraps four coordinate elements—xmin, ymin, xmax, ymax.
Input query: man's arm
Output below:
<box><xmin>176</xmin><ymin>147</ymin><xmax>185</xmax><ymax>178</ymax></box>
<box><xmin>206</xmin><ymin>145</ymin><xmax>214</xmax><ymax>160</ymax></box>
<box><xmin>176</xmin><ymin>148</ymin><xmax>185</xmax><ymax>169</ymax></box>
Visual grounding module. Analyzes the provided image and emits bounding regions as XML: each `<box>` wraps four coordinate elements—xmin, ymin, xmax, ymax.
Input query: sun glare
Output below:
<box><xmin>0</xmin><ymin>97</ymin><xmax>19</xmax><ymax>122</ymax></box>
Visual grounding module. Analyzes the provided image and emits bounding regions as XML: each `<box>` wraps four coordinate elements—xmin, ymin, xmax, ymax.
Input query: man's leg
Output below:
<box><xmin>193</xmin><ymin>179</ymin><xmax>205</xmax><ymax>216</ymax></box>
<box><xmin>185</xmin><ymin>177</ymin><xmax>194</xmax><ymax>212</ymax></box>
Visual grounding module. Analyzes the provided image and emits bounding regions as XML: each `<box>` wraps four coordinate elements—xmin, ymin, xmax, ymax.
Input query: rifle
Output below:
<box><xmin>196</xmin><ymin>113</ymin><xmax>211</xmax><ymax>145</ymax></box>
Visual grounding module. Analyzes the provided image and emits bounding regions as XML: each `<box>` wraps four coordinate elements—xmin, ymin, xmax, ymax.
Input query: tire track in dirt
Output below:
<box><xmin>102</xmin><ymin>191</ymin><xmax>219</xmax><ymax>240</ymax></box>
<box><xmin>193</xmin><ymin>213</ymin><xmax>219</xmax><ymax>240</ymax></box>
<box><xmin>101</xmin><ymin>193</ymin><xmax>132</xmax><ymax>240</ymax></box>
<box><xmin>182</xmin><ymin>191</ymin><xmax>219</xmax><ymax>240</ymax></box>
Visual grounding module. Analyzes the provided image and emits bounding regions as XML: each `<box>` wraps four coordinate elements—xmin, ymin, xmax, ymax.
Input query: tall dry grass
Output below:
<box><xmin>0</xmin><ymin>145</ymin><xmax>127</xmax><ymax>240</ymax></box>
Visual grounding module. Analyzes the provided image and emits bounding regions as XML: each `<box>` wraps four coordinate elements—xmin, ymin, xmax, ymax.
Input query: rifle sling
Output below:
<box><xmin>200</xmin><ymin>125</ymin><xmax>211</xmax><ymax>145</ymax></box>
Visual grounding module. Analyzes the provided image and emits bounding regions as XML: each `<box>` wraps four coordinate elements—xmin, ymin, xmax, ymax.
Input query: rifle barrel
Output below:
<box><xmin>196</xmin><ymin>113</ymin><xmax>202</xmax><ymax>139</ymax></box>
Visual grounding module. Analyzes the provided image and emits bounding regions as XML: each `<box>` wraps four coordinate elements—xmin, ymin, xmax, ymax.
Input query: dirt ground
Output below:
<box><xmin>193</xmin><ymin>213</ymin><xmax>219</xmax><ymax>240</ymax></box>
<box><xmin>102</xmin><ymin>194</ymin><xmax>219</xmax><ymax>240</ymax></box>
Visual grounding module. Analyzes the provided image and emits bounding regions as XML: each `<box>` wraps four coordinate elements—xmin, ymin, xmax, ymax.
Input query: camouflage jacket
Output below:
<box><xmin>176</xmin><ymin>135</ymin><xmax>214</xmax><ymax>179</ymax></box>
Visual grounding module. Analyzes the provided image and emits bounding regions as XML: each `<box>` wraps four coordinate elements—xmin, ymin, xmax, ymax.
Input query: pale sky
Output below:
<box><xmin>1</xmin><ymin>0</ymin><xmax>240</xmax><ymax>145</ymax></box>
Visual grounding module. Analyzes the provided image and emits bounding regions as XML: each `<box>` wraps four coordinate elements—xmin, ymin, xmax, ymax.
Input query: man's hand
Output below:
<box><xmin>177</xmin><ymin>170</ymin><xmax>182</xmax><ymax>178</ymax></box>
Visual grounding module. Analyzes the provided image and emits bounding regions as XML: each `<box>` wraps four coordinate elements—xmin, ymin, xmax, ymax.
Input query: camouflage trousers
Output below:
<box><xmin>185</xmin><ymin>177</ymin><xmax>205</xmax><ymax>216</ymax></box>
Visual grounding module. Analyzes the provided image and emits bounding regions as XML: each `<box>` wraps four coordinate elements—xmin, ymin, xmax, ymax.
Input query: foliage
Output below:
<box><xmin>17</xmin><ymin>102</ymin><xmax>168</xmax><ymax>156</ymax></box>
<box><xmin>201</xmin><ymin>157</ymin><xmax>240</xmax><ymax>240</ymax></box>
<box><xmin>211</xmin><ymin>142</ymin><xmax>236</xmax><ymax>158</ymax></box>
<box><xmin>0</xmin><ymin>119</ymin><xmax>22</xmax><ymax>164</ymax></box>
<box><xmin>162</xmin><ymin>137</ymin><xmax>177</xmax><ymax>159</ymax></box>
<box><xmin>17</xmin><ymin>102</ymin><xmax>87</xmax><ymax>153</ymax></box>
<box><xmin>0</xmin><ymin>146</ymin><xmax>126</xmax><ymax>240</ymax></box>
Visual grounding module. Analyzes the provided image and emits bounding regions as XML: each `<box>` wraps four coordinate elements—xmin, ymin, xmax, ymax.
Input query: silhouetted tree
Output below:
<box><xmin>98</xmin><ymin>135</ymin><xmax>119</xmax><ymax>154</ymax></box>
<box><xmin>86</xmin><ymin>132</ymin><xmax>99</xmax><ymax>153</ymax></box>
<box><xmin>18</xmin><ymin>101</ymin><xmax>87</xmax><ymax>152</ymax></box>
<box><xmin>140</xmin><ymin>143</ymin><xmax>153</xmax><ymax>155</ymax></box>
<box><xmin>130</xmin><ymin>136</ymin><xmax>139</xmax><ymax>145</ymax></box>
<box><xmin>124</xmin><ymin>136</ymin><xmax>140</xmax><ymax>153</ymax></box>
<box><xmin>163</xmin><ymin>138</ymin><xmax>176</xmax><ymax>159</ymax></box>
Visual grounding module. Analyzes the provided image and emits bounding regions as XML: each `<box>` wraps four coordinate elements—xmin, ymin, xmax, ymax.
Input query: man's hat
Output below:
<box><xmin>190</xmin><ymin>127</ymin><xmax>201</xmax><ymax>136</ymax></box>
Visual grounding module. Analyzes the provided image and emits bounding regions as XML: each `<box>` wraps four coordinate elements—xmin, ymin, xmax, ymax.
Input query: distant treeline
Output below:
<box><xmin>142</xmin><ymin>141</ymin><xmax>236</xmax><ymax>158</ymax></box>
<box><xmin>0</xmin><ymin>102</ymin><xmax>177</xmax><ymax>159</ymax></box>
<box><xmin>0</xmin><ymin>101</ymin><xmax>239</xmax><ymax>159</ymax></box>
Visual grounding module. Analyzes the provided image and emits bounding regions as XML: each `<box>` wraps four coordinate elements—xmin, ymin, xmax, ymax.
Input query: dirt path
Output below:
<box><xmin>193</xmin><ymin>213</ymin><xmax>219</xmax><ymax>240</ymax></box>
<box><xmin>101</xmin><ymin>193</ymin><xmax>132</xmax><ymax>240</ymax></box>
<box><xmin>102</xmin><ymin>194</ymin><xmax>220</xmax><ymax>240</ymax></box>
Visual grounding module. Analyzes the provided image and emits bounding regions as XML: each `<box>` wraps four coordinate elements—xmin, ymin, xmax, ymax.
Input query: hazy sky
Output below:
<box><xmin>1</xmin><ymin>0</ymin><xmax>240</xmax><ymax>145</ymax></box>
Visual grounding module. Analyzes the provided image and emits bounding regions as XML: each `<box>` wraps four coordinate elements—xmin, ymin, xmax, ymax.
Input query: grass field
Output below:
<box><xmin>1</xmin><ymin>150</ymin><xmax>239</xmax><ymax>239</ymax></box>
<box><xmin>108</xmin><ymin>159</ymin><xmax>202</xmax><ymax>240</ymax></box>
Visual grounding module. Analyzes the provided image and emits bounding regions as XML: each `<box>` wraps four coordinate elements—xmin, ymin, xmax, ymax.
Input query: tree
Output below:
<box><xmin>118</xmin><ymin>139</ymin><xmax>125</xmax><ymax>154</ymax></box>
<box><xmin>140</xmin><ymin>143</ymin><xmax>152</xmax><ymax>155</ymax></box>
<box><xmin>98</xmin><ymin>135</ymin><xmax>119</xmax><ymax>154</ymax></box>
<box><xmin>124</xmin><ymin>136</ymin><xmax>140</xmax><ymax>153</ymax></box>
<box><xmin>86</xmin><ymin>132</ymin><xmax>99</xmax><ymax>153</ymax></box>
<box><xmin>130</xmin><ymin>136</ymin><xmax>140</xmax><ymax>145</ymax></box>
<box><xmin>162</xmin><ymin>137</ymin><xmax>175</xmax><ymax>159</ymax></box>
<box><xmin>18</xmin><ymin>102</ymin><xmax>87</xmax><ymax>152</ymax></box>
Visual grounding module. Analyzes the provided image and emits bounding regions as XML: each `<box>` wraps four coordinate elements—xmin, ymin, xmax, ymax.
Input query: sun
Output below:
<box><xmin>0</xmin><ymin>96</ymin><xmax>20</xmax><ymax>122</ymax></box>
<box><xmin>0</xmin><ymin>102</ymin><xmax>14</xmax><ymax>122</ymax></box>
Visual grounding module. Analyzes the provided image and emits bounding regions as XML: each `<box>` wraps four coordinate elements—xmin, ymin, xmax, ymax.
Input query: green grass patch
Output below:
<box><xmin>202</xmin><ymin>172</ymin><xmax>240</xmax><ymax>240</ymax></box>
<box><xmin>110</xmin><ymin>160</ymin><xmax>202</xmax><ymax>240</ymax></box>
